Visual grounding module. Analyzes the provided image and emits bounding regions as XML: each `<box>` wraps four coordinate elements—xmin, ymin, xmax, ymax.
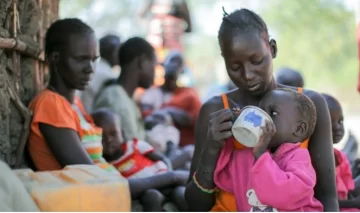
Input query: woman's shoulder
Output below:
<box><xmin>199</xmin><ymin>93</ymin><xmax>227</xmax><ymax>116</ymax></box>
<box><xmin>279</xmin><ymin>85</ymin><xmax>326</xmax><ymax>107</ymax></box>
<box><xmin>102</xmin><ymin>84</ymin><xmax>127</xmax><ymax>97</ymax></box>
<box><xmin>301</xmin><ymin>88</ymin><xmax>327</xmax><ymax>109</ymax></box>
<box><xmin>29</xmin><ymin>89</ymin><xmax>69</xmax><ymax>110</ymax></box>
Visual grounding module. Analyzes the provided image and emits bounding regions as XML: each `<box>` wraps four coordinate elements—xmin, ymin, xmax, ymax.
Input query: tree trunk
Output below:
<box><xmin>0</xmin><ymin>0</ymin><xmax>58</xmax><ymax>168</ymax></box>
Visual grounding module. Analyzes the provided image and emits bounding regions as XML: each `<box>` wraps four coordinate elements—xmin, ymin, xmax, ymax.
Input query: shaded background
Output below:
<box><xmin>60</xmin><ymin>0</ymin><xmax>360</xmax><ymax>147</ymax></box>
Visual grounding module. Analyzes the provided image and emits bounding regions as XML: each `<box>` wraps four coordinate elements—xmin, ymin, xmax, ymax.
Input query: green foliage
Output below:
<box><xmin>262</xmin><ymin>0</ymin><xmax>357</xmax><ymax>92</ymax></box>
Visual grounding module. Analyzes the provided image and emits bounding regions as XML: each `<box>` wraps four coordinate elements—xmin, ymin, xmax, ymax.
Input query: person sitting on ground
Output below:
<box><xmin>91</xmin><ymin>108</ymin><xmax>188</xmax><ymax>211</ymax></box>
<box><xmin>28</xmin><ymin>18</ymin><xmax>119</xmax><ymax>172</ymax></box>
<box><xmin>93</xmin><ymin>37</ymin><xmax>157</xmax><ymax>141</ymax></box>
<box><xmin>322</xmin><ymin>93</ymin><xmax>360</xmax><ymax>211</ymax></box>
<box><xmin>186</xmin><ymin>8</ymin><xmax>338</xmax><ymax>211</ymax></box>
<box><xmin>78</xmin><ymin>34</ymin><xmax>121</xmax><ymax>113</ymax></box>
<box><xmin>140</xmin><ymin>51</ymin><xmax>201</xmax><ymax>147</ymax></box>
<box><xmin>275</xmin><ymin>67</ymin><xmax>304</xmax><ymax>88</ymax></box>
<box><xmin>214</xmin><ymin>88</ymin><xmax>322</xmax><ymax>211</ymax></box>
<box><xmin>27</xmin><ymin>19</ymin><xmax>187</xmax><ymax>212</ymax></box>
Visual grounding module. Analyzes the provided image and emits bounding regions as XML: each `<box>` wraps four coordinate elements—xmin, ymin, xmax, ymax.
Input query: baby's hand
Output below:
<box><xmin>253</xmin><ymin>120</ymin><xmax>276</xmax><ymax>160</ymax></box>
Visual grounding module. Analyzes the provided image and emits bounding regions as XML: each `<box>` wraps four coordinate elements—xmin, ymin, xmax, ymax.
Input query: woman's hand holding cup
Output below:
<box><xmin>206</xmin><ymin>108</ymin><xmax>236</xmax><ymax>151</ymax></box>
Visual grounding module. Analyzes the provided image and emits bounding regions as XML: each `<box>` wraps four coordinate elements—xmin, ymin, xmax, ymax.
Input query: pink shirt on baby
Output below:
<box><xmin>214</xmin><ymin>138</ymin><xmax>323</xmax><ymax>212</ymax></box>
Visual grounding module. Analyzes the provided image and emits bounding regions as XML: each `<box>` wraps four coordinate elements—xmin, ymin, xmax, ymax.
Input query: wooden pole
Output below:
<box><xmin>0</xmin><ymin>37</ymin><xmax>43</xmax><ymax>60</ymax></box>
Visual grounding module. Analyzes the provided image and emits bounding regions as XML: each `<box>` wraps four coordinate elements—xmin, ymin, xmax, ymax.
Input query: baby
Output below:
<box><xmin>214</xmin><ymin>88</ymin><xmax>323</xmax><ymax>212</ymax></box>
<box><xmin>91</xmin><ymin>109</ymin><xmax>188</xmax><ymax>211</ymax></box>
<box><xmin>91</xmin><ymin>109</ymin><xmax>171</xmax><ymax>179</ymax></box>
<box><xmin>322</xmin><ymin>93</ymin><xmax>360</xmax><ymax>211</ymax></box>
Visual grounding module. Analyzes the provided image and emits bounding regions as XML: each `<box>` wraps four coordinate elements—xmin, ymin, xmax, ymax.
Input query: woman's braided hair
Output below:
<box><xmin>218</xmin><ymin>7</ymin><xmax>269</xmax><ymax>47</ymax></box>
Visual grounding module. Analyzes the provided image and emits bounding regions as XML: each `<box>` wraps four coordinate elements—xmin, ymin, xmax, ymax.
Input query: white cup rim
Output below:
<box><xmin>240</xmin><ymin>106</ymin><xmax>274</xmax><ymax>124</ymax></box>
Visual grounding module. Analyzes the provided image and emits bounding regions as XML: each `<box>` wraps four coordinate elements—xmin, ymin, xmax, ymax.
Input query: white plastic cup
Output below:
<box><xmin>231</xmin><ymin>106</ymin><xmax>274</xmax><ymax>147</ymax></box>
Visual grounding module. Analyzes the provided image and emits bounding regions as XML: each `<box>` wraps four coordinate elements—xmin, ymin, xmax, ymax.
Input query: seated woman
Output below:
<box><xmin>140</xmin><ymin>51</ymin><xmax>201</xmax><ymax>147</ymax></box>
<box><xmin>28</xmin><ymin>18</ymin><xmax>112</xmax><ymax>172</ymax></box>
<box><xmin>185</xmin><ymin>8</ymin><xmax>338</xmax><ymax>211</ymax></box>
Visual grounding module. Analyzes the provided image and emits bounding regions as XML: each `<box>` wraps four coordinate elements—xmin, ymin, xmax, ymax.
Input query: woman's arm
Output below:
<box><xmin>39</xmin><ymin>124</ymin><xmax>93</xmax><ymax>167</ymax></box>
<box><xmin>185</xmin><ymin>98</ymin><xmax>232</xmax><ymax>211</ymax></box>
<box><xmin>306</xmin><ymin>91</ymin><xmax>339</xmax><ymax>211</ymax></box>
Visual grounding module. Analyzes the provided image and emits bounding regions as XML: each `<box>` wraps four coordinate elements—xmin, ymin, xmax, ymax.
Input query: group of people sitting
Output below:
<box><xmin>26</xmin><ymin>17</ymin><xmax>200</xmax><ymax>211</ymax></box>
<box><xmin>18</xmin><ymin>7</ymin><xmax>360</xmax><ymax>212</ymax></box>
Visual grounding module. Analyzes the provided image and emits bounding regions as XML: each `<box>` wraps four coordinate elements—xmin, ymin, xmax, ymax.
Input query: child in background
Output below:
<box><xmin>91</xmin><ymin>109</ymin><xmax>172</xmax><ymax>178</ymax></box>
<box><xmin>91</xmin><ymin>109</ymin><xmax>188</xmax><ymax>211</ymax></box>
<box><xmin>214</xmin><ymin>88</ymin><xmax>323</xmax><ymax>211</ymax></box>
<box><xmin>322</xmin><ymin>93</ymin><xmax>360</xmax><ymax>211</ymax></box>
<box><xmin>275</xmin><ymin>67</ymin><xmax>304</xmax><ymax>88</ymax></box>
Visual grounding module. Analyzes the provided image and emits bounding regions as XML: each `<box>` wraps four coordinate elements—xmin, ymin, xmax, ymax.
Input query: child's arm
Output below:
<box><xmin>249</xmin><ymin>149</ymin><xmax>317</xmax><ymax>210</ymax></box>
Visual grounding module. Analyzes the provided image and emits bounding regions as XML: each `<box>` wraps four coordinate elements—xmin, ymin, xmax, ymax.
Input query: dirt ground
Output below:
<box><xmin>0</xmin><ymin>0</ymin><xmax>57</xmax><ymax>168</ymax></box>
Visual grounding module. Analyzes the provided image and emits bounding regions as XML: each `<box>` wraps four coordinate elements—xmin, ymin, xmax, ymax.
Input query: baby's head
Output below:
<box><xmin>322</xmin><ymin>93</ymin><xmax>344</xmax><ymax>144</ymax></box>
<box><xmin>91</xmin><ymin>109</ymin><xmax>124</xmax><ymax>158</ymax></box>
<box><xmin>275</xmin><ymin>67</ymin><xmax>304</xmax><ymax>88</ymax></box>
<box><xmin>259</xmin><ymin>88</ymin><xmax>317</xmax><ymax>148</ymax></box>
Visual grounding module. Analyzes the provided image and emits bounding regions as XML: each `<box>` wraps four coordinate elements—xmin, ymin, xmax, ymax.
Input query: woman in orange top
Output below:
<box><xmin>185</xmin><ymin>8</ymin><xmax>338</xmax><ymax>211</ymax></box>
<box><xmin>28</xmin><ymin>18</ymin><xmax>103</xmax><ymax>171</ymax></box>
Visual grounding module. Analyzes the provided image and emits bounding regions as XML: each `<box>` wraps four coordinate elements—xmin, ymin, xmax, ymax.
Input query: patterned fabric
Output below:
<box><xmin>110</xmin><ymin>139</ymin><xmax>168</xmax><ymax>179</ymax></box>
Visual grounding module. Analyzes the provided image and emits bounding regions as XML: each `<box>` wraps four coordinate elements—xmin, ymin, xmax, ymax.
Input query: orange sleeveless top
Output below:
<box><xmin>210</xmin><ymin>87</ymin><xmax>309</xmax><ymax>212</ymax></box>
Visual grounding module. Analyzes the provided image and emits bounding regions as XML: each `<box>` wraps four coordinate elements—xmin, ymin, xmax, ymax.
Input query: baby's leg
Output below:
<box><xmin>170</xmin><ymin>186</ymin><xmax>187</xmax><ymax>211</ymax></box>
<box><xmin>140</xmin><ymin>189</ymin><xmax>165</xmax><ymax>212</ymax></box>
